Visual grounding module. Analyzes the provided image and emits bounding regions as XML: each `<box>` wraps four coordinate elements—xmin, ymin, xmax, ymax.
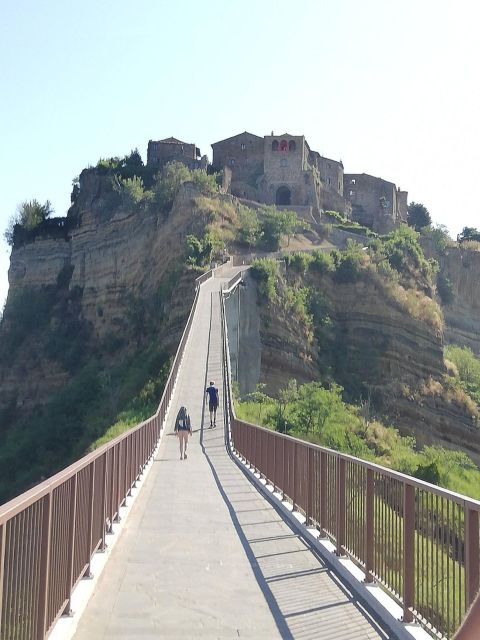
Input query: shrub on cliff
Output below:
<box><xmin>331</xmin><ymin>240</ymin><xmax>367</xmax><ymax>283</ymax></box>
<box><xmin>250</xmin><ymin>258</ymin><xmax>278</xmax><ymax>301</ymax></box>
<box><xmin>445</xmin><ymin>344</ymin><xmax>480</xmax><ymax>406</ymax></box>
<box><xmin>436</xmin><ymin>271</ymin><xmax>454</xmax><ymax>305</ymax></box>
<box><xmin>4</xmin><ymin>199</ymin><xmax>53</xmax><ymax>246</ymax></box>
<box><xmin>114</xmin><ymin>175</ymin><xmax>153</xmax><ymax>208</ymax></box>
<box><xmin>152</xmin><ymin>162</ymin><xmax>219</xmax><ymax>212</ymax></box>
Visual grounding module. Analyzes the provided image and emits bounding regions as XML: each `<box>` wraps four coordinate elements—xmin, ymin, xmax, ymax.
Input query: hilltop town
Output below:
<box><xmin>148</xmin><ymin>132</ymin><xmax>408</xmax><ymax>234</ymax></box>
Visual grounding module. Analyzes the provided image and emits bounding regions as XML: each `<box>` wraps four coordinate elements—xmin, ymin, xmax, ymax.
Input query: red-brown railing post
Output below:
<box><xmin>37</xmin><ymin>491</ymin><xmax>53</xmax><ymax>640</ymax></box>
<box><xmin>365</xmin><ymin>468</ymin><xmax>374</xmax><ymax>582</ymax></box>
<box><xmin>86</xmin><ymin>462</ymin><xmax>95</xmax><ymax>575</ymax></box>
<box><xmin>320</xmin><ymin>451</ymin><xmax>327</xmax><ymax>535</ymax></box>
<box><xmin>336</xmin><ymin>457</ymin><xmax>346</xmax><ymax>556</ymax></box>
<box><xmin>403</xmin><ymin>483</ymin><xmax>415</xmax><ymax>622</ymax></box>
<box><xmin>292</xmin><ymin>442</ymin><xmax>297</xmax><ymax>511</ymax></box>
<box><xmin>100</xmin><ymin>454</ymin><xmax>108</xmax><ymax>551</ymax></box>
<box><xmin>65</xmin><ymin>474</ymin><xmax>78</xmax><ymax>614</ymax></box>
<box><xmin>115</xmin><ymin>445</ymin><xmax>121</xmax><ymax>522</ymax></box>
<box><xmin>0</xmin><ymin>523</ymin><xmax>6</xmax><ymax>637</ymax></box>
<box><xmin>306</xmin><ymin>447</ymin><xmax>314</xmax><ymax>525</ymax></box>
<box><xmin>465</xmin><ymin>507</ymin><xmax>480</xmax><ymax>607</ymax></box>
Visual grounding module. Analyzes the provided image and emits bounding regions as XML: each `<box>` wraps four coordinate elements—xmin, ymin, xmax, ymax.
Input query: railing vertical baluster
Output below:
<box><xmin>100</xmin><ymin>453</ymin><xmax>108</xmax><ymax>551</ymax></box>
<box><xmin>86</xmin><ymin>462</ymin><xmax>95</xmax><ymax>572</ymax></box>
<box><xmin>465</xmin><ymin>506</ymin><xmax>480</xmax><ymax>608</ymax></box>
<box><xmin>336</xmin><ymin>457</ymin><xmax>346</xmax><ymax>556</ymax></box>
<box><xmin>37</xmin><ymin>492</ymin><xmax>52</xmax><ymax>640</ymax></box>
<box><xmin>65</xmin><ymin>475</ymin><xmax>78</xmax><ymax>614</ymax></box>
<box><xmin>320</xmin><ymin>451</ymin><xmax>327</xmax><ymax>535</ymax></box>
<box><xmin>365</xmin><ymin>468</ymin><xmax>374</xmax><ymax>582</ymax></box>
<box><xmin>291</xmin><ymin>442</ymin><xmax>296</xmax><ymax>511</ymax></box>
<box><xmin>403</xmin><ymin>483</ymin><xmax>415</xmax><ymax>622</ymax></box>
<box><xmin>306</xmin><ymin>447</ymin><xmax>313</xmax><ymax>525</ymax></box>
<box><xmin>0</xmin><ymin>522</ymin><xmax>6</xmax><ymax>637</ymax></box>
<box><xmin>115</xmin><ymin>444</ymin><xmax>122</xmax><ymax>520</ymax></box>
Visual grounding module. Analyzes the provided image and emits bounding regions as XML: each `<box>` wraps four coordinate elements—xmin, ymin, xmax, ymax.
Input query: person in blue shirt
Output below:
<box><xmin>205</xmin><ymin>381</ymin><xmax>219</xmax><ymax>427</ymax></box>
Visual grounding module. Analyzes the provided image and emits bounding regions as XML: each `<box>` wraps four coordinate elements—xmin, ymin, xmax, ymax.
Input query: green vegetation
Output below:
<box><xmin>420</xmin><ymin>223</ymin><xmax>451</xmax><ymax>254</ymax></box>
<box><xmin>236</xmin><ymin>204</ymin><xmax>303</xmax><ymax>251</ymax></box>
<box><xmin>445</xmin><ymin>344</ymin><xmax>480</xmax><ymax>406</ymax></box>
<box><xmin>236</xmin><ymin>379</ymin><xmax>480</xmax><ymax>498</ymax></box>
<box><xmin>237</xmin><ymin>205</ymin><xmax>262</xmax><ymax>248</ymax></box>
<box><xmin>436</xmin><ymin>270</ymin><xmax>454</xmax><ymax>305</ymax></box>
<box><xmin>186</xmin><ymin>229</ymin><xmax>222</xmax><ymax>268</ymax></box>
<box><xmin>0</xmin><ymin>346</ymin><xmax>170</xmax><ymax>504</ymax></box>
<box><xmin>4</xmin><ymin>199</ymin><xmax>54</xmax><ymax>245</ymax></box>
<box><xmin>407</xmin><ymin>201</ymin><xmax>431</xmax><ymax>231</ymax></box>
<box><xmin>458</xmin><ymin>226</ymin><xmax>480</xmax><ymax>243</ymax></box>
<box><xmin>250</xmin><ymin>258</ymin><xmax>279</xmax><ymax>300</ymax></box>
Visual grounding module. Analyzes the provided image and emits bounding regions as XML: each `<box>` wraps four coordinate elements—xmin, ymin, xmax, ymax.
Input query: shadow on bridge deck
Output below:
<box><xmin>72</xmin><ymin>273</ymin><xmax>392</xmax><ymax>640</ymax></box>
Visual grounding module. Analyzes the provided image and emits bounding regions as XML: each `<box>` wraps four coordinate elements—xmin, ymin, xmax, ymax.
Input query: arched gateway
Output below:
<box><xmin>275</xmin><ymin>185</ymin><xmax>291</xmax><ymax>205</ymax></box>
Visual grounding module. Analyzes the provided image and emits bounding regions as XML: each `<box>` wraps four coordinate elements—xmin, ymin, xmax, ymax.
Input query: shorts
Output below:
<box><xmin>209</xmin><ymin>401</ymin><xmax>218</xmax><ymax>412</ymax></box>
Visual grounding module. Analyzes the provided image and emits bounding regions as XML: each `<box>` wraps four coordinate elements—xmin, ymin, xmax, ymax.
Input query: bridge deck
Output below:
<box><xmin>73</xmin><ymin>271</ymin><xmax>388</xmax><ymax>639</ymax></box>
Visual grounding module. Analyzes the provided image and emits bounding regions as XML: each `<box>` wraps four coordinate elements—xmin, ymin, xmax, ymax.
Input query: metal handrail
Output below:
<box><xmin>0</xmin><ymin>267</ymin><xmax>211</xmax><ymax>640</ymax></box>
<box><xmin>220</xmin><ymin>286</ymin><xmax>480</xmax><ymax>640</ymax></box>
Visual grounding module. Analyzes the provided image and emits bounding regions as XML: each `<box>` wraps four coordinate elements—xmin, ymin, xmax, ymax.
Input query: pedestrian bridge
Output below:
<box><xmin>0</xmin><ymin>265</ymin><xmax>479</xmax><ymax>640</ymax></box>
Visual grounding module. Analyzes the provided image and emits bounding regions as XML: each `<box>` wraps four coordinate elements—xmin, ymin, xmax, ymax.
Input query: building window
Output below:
<box><xmin>280</xmin><ymin>139</ymin><xmax>288</xmax><ymax>152</ymax></box>
<box><xmin>349</xmin><ymin>190</ymin><xmax>355</xmax><ymax>197</ymax></box>
<box><xmin>230</xmin><ymin>159</ymin><xmax>235</xmax><ymax>165</ymax></box>
<box><xmin>241</xmin><ymin>143</ymin><xmax>246</xmax><ymax>150</ymax></box>
<box><xmin>350</xmin><ymin>179</ymin><xmax>356</xmax><ymax>185</ymax></box>
<box><xmin>327</xmin><ymin>177</ymin><xmax>331</xmax><ymax>185</ymax></box>
<box><xmin>327</xmin><ymin>163</ymin><xmax>331</xmax><ymax>168</ymax></box>
<box><xmin>289</xmin><ymin>140</ymin><xmax>296</xmax><ymax>151</ymax></box>
<box><xmin>272</xmin><ymin>140</ymin><xmax>279</xmax><ymax>151</ymax></box>
<box><xmin>280</xmin><ymin>158</ymin><xmax>287</xmax><ymax>167</ymax></box>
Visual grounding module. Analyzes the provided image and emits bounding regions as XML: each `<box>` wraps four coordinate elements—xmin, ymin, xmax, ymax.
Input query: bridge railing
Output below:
<box><xmin>0</xmin><ymin>269</ymin><xmax>212</xmax><ymax>640</ymax></box>
<box><xmin>220</xmin><ymin>287</ymin><xmax>480</xmax><ymax>640</ymax></box>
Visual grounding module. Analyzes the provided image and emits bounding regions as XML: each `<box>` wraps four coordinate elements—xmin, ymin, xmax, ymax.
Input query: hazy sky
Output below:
<box><xmin>1</xmin><ymin>0</ymin><xmax>479</xmax><ymax>309</ymax></box>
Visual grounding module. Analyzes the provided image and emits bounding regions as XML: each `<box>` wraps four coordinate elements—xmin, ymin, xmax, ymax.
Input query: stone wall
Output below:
<box><xmin>344</xmin><ymin>173</ymin><xmax>398</xmax><ymax>233</ymax></box>
<box><xmin>211</xmin><ymin>132</ymin><xmax>264</xmax><ymax>187</ymax></box>
<box><xmin>147</xmin><ymin>138</ymin><xmax>198</xmax><ymax>169</ymax></box>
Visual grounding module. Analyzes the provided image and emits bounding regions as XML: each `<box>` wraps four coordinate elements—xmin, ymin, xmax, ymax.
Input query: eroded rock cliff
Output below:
<box><xmin>0</xmin><ymin>172</ymin><xmax>207</xmax><ymax>416</ymax></box>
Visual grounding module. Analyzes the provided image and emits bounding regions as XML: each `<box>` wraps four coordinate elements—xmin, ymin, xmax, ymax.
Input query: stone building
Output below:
<box><xmin>344</xmin><ymin>173</ymin><xmax>408</xmax><ymax>234</ymax></box>
<box><xmin>147</xmin><ymin>137</ymin><xmax>207</xmax><ymax>170</ymax></box>
<box><xmin>211</xmin><ymin>131</ymin><xmax>345</xmax><ymax>215</ymax></box>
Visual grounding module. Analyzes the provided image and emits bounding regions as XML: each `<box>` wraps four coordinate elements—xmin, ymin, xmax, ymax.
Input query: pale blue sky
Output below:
<box><xmin>1</xmin><ymin>0</ymin><xmax>479</xmax><ymax>309</ymax></box>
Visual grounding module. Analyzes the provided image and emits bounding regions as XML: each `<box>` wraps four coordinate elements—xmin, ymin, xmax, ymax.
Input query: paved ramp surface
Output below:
<box><xmin>74</xmin><ymin>271</ymin><xmax>389</xmax><ymax>639</ymax></box>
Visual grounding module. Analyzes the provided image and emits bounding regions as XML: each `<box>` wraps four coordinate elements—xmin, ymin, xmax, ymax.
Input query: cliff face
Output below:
<box><xmin>250</xmin><ymin>267</ymin><xmax>480</xmax><ymax>462</ymax></box>
<box><xmin>440</xmin><ymin>247</ymin><xmax>480</xmax><ymax>355</ymax></box>
<box><xmin>422</xmin><ymin>239</ymin><xmax>480</xmax><ymax>355</ymax></box>
<box><xmin>0</xmin><ymin>173</ymin><xmax>203</xmax><ymax>415</ymax></box>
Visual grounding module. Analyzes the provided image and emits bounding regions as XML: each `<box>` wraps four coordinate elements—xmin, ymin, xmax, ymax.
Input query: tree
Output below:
<box><xmin>4</xmin><ymin>199</ymin><xmax>53</xmax><ymax>245</ymax></box>
<box><xmin>458</xmin><ymin>227</ymin><xmax>480</xmax><ymax>243</ymax></box>
<box><xmin>260</xmin><ymin>206</ymin><xmax>299</xmax><ymax>250</ymax></box>
<box><xmin>237</xmin><ymin>205</ymin><xmax>262</xmax><ymax>248</ymax></box>
<box><xmin>153</xmin><ymin>161</ymin><xmax>192</xmax><ymax>210</ymax></box>
<box><xmin>407</xmin><ymin>202</ymin><xmax>431</xmax><ymax>231</ymax></box>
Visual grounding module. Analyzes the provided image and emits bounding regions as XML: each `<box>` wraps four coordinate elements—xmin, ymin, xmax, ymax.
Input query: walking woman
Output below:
<box><xmin>174</xmin><ymin>406</ymin><xmax>192</xmax><ymax>460</ymax></box>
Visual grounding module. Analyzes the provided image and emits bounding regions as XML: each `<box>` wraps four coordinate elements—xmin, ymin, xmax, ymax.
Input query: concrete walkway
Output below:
<box><xmin>73</xmin><ymin>271</ymin><xmax>389</xmax><ymax>639</ymax></box>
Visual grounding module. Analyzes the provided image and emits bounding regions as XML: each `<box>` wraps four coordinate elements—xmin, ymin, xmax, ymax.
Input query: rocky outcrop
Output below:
<box><xmin>250</xmin><ymin>267</ymin><xmax>480</xmax><ymax>462</ymax></box>
<box><xmin>0</xmin><ymin>175</ymin><xmax>202</xmax><ymax>414</ymax></box>
<box><xmin>422</xmin><ymin>239</ymin><xmax>480</xmax><ymax>356</ymax></box>
<box><xmin>441</xmin><ymin>246</ymin><xmax>480</xmax><ymax>355</ymax></box>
